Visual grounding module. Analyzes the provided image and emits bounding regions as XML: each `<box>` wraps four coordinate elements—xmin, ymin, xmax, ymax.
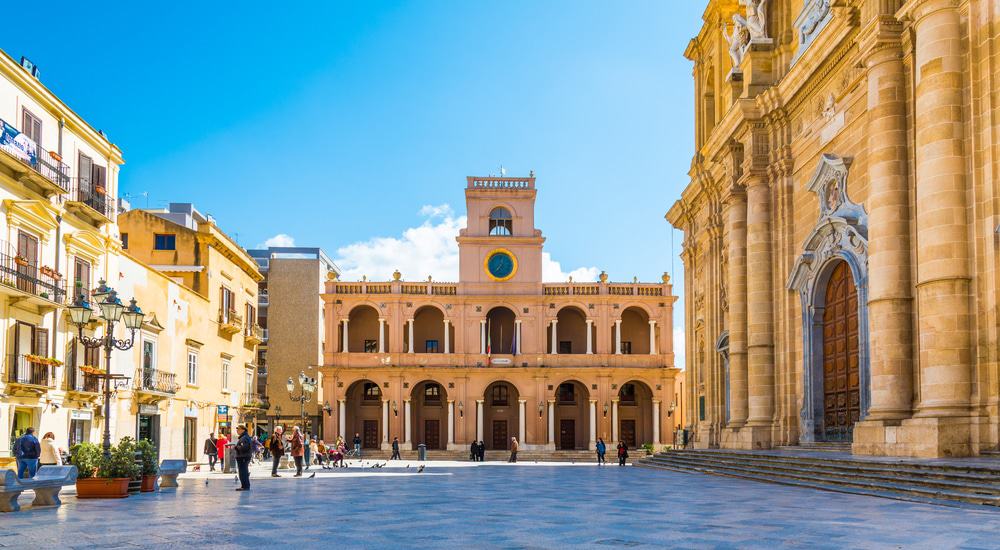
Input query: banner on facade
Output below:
<box><xmin>0</xmin><ymin>119</ymin><xmax>37</xmax><ymax>165</ymax></box>
<box><xmin>70</xmin><ymin>410</ymin><xmax>92</xmax><ymax>420</ymax></box>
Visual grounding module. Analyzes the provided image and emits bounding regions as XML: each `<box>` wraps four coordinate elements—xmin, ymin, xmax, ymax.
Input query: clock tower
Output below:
<box><xmin>457</xmin><ymin>174</ymin><xmax>545</xmax><ymax>295</ymax></box>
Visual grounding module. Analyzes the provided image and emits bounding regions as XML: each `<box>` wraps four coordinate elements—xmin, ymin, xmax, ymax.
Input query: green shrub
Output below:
<box><xmin>105</xmin><ymin>437</ymin><xmax>141</xmax><ymax>479</ymax></box>
<box><xmin>136</xmin><ymin>439</ymin><xmax>159</xmax><ymax>476</ymax></box>
<box><xmin>69</xmin><ymin>442</ymin><xmax>103</xmax><ymax>479</ymax></box>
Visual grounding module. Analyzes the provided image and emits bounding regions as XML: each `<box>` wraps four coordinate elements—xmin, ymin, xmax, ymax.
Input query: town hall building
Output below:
<box><xmin>320</xmin><ymin>174</ymin><xmax>680</xmax><ymax>453</ymax></box>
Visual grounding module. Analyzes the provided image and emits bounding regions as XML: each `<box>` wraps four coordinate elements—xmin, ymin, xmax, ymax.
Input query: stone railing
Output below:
<box><xmin>466</xmin><ymin>175</ymin><xmax>534</xmax><ymax>189</ymax></box>
<box><xmin>329</xmin><ymin>280</ymin><xmax>668</xmax><ymax>298</ymax></box>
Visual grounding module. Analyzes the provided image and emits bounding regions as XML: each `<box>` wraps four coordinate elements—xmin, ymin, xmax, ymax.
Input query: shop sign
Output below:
<box><xmin>184</xmin><ymin>407</ymin><xmax>198</xmax><ymax>418</ymax></box>
<box><xmin>70</xmin><ymin>410</ymin><xmax>92</xmax><ymax>420</ymax></box>
<box><xmin>139</xmin><ymin>404</ymin><xmax>159</xmax><ymax>415</ymax></box>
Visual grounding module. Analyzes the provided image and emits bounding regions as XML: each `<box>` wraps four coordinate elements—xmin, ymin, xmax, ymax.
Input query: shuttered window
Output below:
<box><xmin>33</xmin><ymin>327</ymin><xmax>48</xmax><ymax>356</ymax></box>
<box><xmin>74</xmin><ymin>257</ymin><xmax>91</xmax><ymax>299</ymax></box>
<box><xmin>21</xmin><ymin>109</ymin><xmax>41</xmax><ymax>145</ymax></box>
<box><xmin>78</xmin><ymin>153</ymin><xmax>93</xmax><ymax>191</ymax></box>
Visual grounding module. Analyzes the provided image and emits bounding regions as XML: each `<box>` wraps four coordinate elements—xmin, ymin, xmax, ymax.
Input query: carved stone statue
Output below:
<box><xmin>737</xmin><ymin>0</ymin><xmax>769</xmax><ymax>41</ymax></box>
<box><xmin>722</xmin><ymin>18</ymin><xmax>748</xmax><ymax>67</ymax></box>
<box><xmin>800</xmin><ymin>0</ymin><xmax>831</xmax><ymax>44</ymax></box>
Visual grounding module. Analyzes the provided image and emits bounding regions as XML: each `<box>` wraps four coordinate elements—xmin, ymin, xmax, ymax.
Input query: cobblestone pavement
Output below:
<box><xmin>2</xmin><ymin>462</ymin><xmax>998</xmax><ymax>549</ymax></box>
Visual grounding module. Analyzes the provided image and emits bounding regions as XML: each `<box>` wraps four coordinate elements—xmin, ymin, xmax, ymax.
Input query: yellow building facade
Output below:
<box><xmin>320</xmin><ymin>175</ymin><xmax>681</xmax><ymax>453</ymax></box>
<box><xmin>667</xmin><ymin>0</ymin><xmax>1000</xmax><ymax>457</ymax></box>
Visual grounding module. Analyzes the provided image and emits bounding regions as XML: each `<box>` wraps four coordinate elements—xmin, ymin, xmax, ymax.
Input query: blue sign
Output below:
<box><xmin>0</xmin><ymin>119</ymin><xmax>36</xmax><ymax>166</ymax></box>
<box><xmin>217</xmin><ymin>405</ymin><xmax>229</xmax><ymax>414</ymax></box>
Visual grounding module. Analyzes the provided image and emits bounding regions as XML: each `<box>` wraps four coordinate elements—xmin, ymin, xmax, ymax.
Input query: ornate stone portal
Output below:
<box><xmin>788</xmin><ymin>155</ymin><xmax>869</xmax><ymax>444</ymax></box>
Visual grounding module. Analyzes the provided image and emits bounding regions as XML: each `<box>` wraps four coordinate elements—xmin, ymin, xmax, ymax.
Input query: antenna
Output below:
<box><xmin>499</xmin><ymin>164</ymin><xmax>507</xmax><ymax>177</ymax></box>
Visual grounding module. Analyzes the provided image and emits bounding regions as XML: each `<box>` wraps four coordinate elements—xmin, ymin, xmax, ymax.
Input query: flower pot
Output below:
<box><xmin>13</xmin><ymin>257</ymin><xmax>28</xmax><ymax>267</ymax></box>
<box><xmin>140</xmin><ymin>474</ymin><xmax>157</xmax><ymax>492</ymax></box>
<box><xmin>76</xmin><ymin>477</ymin><xmax>130</xmax><ymax>499</ymax></box>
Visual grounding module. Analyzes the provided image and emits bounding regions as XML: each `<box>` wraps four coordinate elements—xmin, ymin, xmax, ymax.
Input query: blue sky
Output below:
<box><xmin>4</xmin><ymin>1</ymin><xmax>703</xmax><ymax>364</ymax></box>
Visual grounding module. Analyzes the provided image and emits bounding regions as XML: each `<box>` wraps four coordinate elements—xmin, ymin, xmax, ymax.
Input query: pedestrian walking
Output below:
<box><xmin>290</xmin><ymin>426</ymin><xmax>305</xmax><ymax>477</ymax></box>
<box><xmin>216</xmin><ymin>432</ymin><xmax>229</xmax><ymax>470</ymax></box>
<box><xmin>353</xmin><ymin>432</ymin><xmax>362</xmax><ymax>459</ymax></box>
<box><xmin>617</xmin><ymin>441</ymin><xmax>628</xmax><ymax>466</ymax></box>
<box><xmin>596</xmin><ymin>438</ymin><xmax>607</xmax><ymax>465</ymax></box>
<box><xmin>508</xmin><ymin>436</ymin><xmax>519</xmax><ymax>463</ymax></box>
<box><xmin>39</xmin><ymin>432</ymin><xmax>61</xmax><ymax>467</ymax></box>
<box><xmin>478</xmin><ymin>440</ymin><xmax>486</xmax><ymax>462</ymax></box>
<box><xmin>469</xmin><ymin>439</ymin><xmax>477</xmax><ymax>461</ymax></box>
<box><xmin>204</xmin><ymin>433</ymin><xmax>219</xmax><ymax>471</ymax></box>
<box><xmin>233</xmin><ymin>425</ymin><xmax>253</xmax><ymax>491</ymax></box>
<box><xmin>391</xmin><ymin>437</ymin><xmax>401</xmax><ymax>460</ymax></box>
<box><xmin>13</xmin><ymin>427</ymin><xmax>40</xmax><ymax>479</ymax></box>
<box><xmin>304</xmin><ymin>431</ymin><xmax>312</xmax><ymax>470</ymax></box>
<box><xmin>268</xmin><ymin>426</ymin><xmax>285</xmax><ymax>477</ymax></box>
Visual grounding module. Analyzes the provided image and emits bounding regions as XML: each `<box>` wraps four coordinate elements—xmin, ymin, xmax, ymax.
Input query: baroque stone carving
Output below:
<box><xmin>787</xmin><ymin>154</ymin><xmax>870</xmax><ymax>444</ymax></box>
<box><xmin>722</xmin><ymin>0</ymin><xmax>770</xmax><ymax>68</ymax></box>
<box><xmin>793</xmin><ymin>0</ymin><xmax>832</xmax><ymax>62</ymax></box>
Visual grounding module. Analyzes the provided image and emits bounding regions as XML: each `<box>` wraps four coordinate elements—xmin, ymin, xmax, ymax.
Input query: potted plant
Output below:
<box><xmin>136</xmin><ymin>439</ymin><xmax>159</xmax><ymax>492</ymax></box>
<box><xmin>13</xmin><ymin>255</ymin><xmax>28</xmax><ymax>267</ymax></box>
<box><xmin>71</xmin><ymin>438</ymin><xmax>140</xmax><ymax>498</ymax></box>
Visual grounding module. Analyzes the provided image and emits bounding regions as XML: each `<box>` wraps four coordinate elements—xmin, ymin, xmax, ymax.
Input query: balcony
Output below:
<box><xmin>240</xmin><ymin>392</ymin><xmax>269</xmax><ymax>410</ymax></box>
<box><xmin>65</xmin><ymin>183</ymin><xmax>113</xmax><ymax>225</ymax></box>
<box><xmin>244</xmin><ymin>323</ymin><xmax>264</xmax><ymax>346</ymax></box>
<box><xmin>218</xmin><ymin>309</ymin><xmax>243</xmax><ymax>335</ymax></box>
<box><xmin>65</xmin><ymin>364</ymin><xmax>101</xmax><ymax>400</ymax></box>
<box><xmin>4</xmin><ymin>354</ymin><xmax>55</xmax><ymax>396</ymax></box>
<box><xmin>0</xmin><ymin>244</ymin><xmax>67</xmax><ymax>309</ymax></box>
<box><xmin>0</xmin><ymin>118</ymin><xmax>70</xmax><ymax>196</ymax></box>
<box><xmin>134</xmin><ymin>367</ymin><xmax>179</xmax><ymax>403</ymax></box>
<box><xmin>258</xmin><ymin>292</ymin><xmax>269</xmax><ymax>306</ymax></box>
<box><xmin>324</xmin><ymin>352</ymin><xmax>675</xmax><ymax>370</ymax></box>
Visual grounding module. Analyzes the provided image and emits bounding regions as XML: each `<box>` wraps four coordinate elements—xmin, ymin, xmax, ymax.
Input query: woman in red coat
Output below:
<box><xmin>216</xmin><ymin>433</ymin><xmax>229</xmax><ymax>467</ymax></box>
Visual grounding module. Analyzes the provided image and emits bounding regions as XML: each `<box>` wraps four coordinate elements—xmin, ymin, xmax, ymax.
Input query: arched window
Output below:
<box><xmin>491</xmin><ymin>384</ymin><xmax>509</xmax><ymax>406</ymax></box>
<box><xmin>363</xmin><ymin>382</ymin><xmax>381</xmax><ymax>401</ymax></box>
<box><xmin>489</xmin><ymin>207</ymin><xmax>512</xmax><ymax>236</ymax></box>
<box><xmin>424</xmin><ymin>383</ymin><xmax>441</xmax><ymax>403</ymax></box>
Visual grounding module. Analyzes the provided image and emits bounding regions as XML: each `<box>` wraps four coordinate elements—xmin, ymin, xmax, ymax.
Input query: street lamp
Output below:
<box><xmin>68</xmin><ymin>279</ymin><xmax>144</xmax><ymax>458</ymax></box>
<box><xmin>287</xmin><ymin>371</ymin><xmax>316</xmax><ymax>432</ymax></box>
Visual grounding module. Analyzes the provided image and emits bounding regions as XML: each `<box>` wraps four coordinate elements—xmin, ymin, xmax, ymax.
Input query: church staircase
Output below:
<box><xmin>635</xmin><ymin>449</ymin><xmax>1000</xmax><ymax>508</ymax></box>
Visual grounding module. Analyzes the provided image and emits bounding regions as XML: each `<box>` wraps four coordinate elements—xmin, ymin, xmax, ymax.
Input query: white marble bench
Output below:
<box><xmin>0</xmin><ymin>466</ymin><xmax>78</xmax><ymax>512</ymax></box>
<box><xmin>158</xmin><ymin>459</ymin><xmax>187</xmax><ymax>488</ymax></box>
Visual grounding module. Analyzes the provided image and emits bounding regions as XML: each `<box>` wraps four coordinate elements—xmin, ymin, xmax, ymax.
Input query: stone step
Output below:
<box><xmin>636</xmin><ymin>451</ymin><xmax>1000</xmax><ymax>508</ymax></box>
<box><xmin>634</xmin><ymin>460</ymin><xmax>993</xmax><ymax>510</ymax></box>
<box><xmin>643</xmin><ymin>454</ymin><xmax>1000</xmax><ymax>496</ymax></box>
<box><xmin>777</xmin><ymin>442</ymin><xmax>852</xmax><ymax>453</ymax></box>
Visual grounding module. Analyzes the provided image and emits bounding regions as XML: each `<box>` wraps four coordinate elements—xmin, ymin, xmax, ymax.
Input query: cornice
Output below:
<box><xmin>897</xmin><ymin>0</ymin><xmax>960</xmax><ymax>24</ymax></box>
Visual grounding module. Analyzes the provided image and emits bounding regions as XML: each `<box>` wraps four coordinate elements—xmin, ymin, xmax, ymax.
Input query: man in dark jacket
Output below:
<box><xmin>478</xmin><ymin>440</ymin><xmax>486</xmax><ymax>462</ymax></box>
<box><xmin>233</xmin><ymin>425</ymin><xmax>253</xmax><ymax>491</ymax></box>
<box><xmin>391</xmin><ymin>437</ymin><xmax>401</xmax><ymax>460</ymax></box>
<box><xmin>204</xmin><ymin>433</ymin><xmax>218</xmax><ymax>471</ymax></box>
<box><xmin>268</xmin><ymin>426</ymin><xmax>285</xmax><ymax>477</ymax></box>
<box><xmin>469</xmin><ymin>439</ymin><xmax>478</xmax><ymax>461</ymax></box>
<box><xmin>14</xmin><ymin>427</ymin><xmax>41</xmax><ymax>479</ymax></box>
<box><xmin>353</xmin><ymin>433</ymin><xmax>362</xmax><ymax>459</ymax></box>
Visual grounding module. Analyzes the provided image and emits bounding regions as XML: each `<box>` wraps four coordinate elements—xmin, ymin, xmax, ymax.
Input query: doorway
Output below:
<box><xmin>137</xmin><ymin>414</ymin><xmax>160</xmax><ymax>449</ymax></box>
<box><xmin>363</xmin><ymin>420</ymin><xmax>379</xmax><ymax>448</ymax></box>
<box><xmin>424</xmin><ymin>420</ymin><xmax>440</xmax><ymax>449</ymax></box>
<box><xmin>560</xmin><ymin>419</ymin><xmax>575</xmax><ymax>450</ymax></box>
<box><xmin>822</xmin><ymin>261</ymin><xmax>860</xmax><ymax>442</ymax></box>
<box><xmin>492</xmin><ymin>420</ymin><xmax>508</xmax><ymax>450</ymax></box>
<box><xmin>183</xmin><ymin>418</ymin><xmax>197</xmax><ymax>462</ymax></box>
<box><xmin>620</xmin><ymin>419</ymin><xmax>637</xmax><ymax>448</ymax></box>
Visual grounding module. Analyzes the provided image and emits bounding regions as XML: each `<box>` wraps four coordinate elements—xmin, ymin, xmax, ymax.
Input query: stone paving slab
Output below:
<box><xmin>3</xmin><ymin>463</ymin><xmax>999</xmax><ymax>549</ymax></box>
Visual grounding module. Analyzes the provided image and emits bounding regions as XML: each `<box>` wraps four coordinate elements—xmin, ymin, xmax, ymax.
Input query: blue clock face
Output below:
<box><xmin>487</xmin><ymin>251</ymin><xmax>516</xmax><ymax>280</ymax></box>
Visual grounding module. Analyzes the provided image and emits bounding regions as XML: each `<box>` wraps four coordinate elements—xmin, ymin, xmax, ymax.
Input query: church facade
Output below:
<box><xmin>319</xmin><ymin>175</ymin><xmax>680</xmax><ymax>453</ymax></box>
<box><xmin>667</xmin><ymin>0</ymin><xmax>1000</xmax><ymax>457</ymax></box>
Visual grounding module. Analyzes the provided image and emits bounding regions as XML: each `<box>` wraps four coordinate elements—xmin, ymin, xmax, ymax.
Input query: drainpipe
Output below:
<box><xmin>57</xmin><ymin>119</ymin><xmax>63</xmax><ymax>156</ymax></box>
<box><xmin>53</xmin><ymin>214</ymin><xmax>62</xmax><ymax>358</ymax></box>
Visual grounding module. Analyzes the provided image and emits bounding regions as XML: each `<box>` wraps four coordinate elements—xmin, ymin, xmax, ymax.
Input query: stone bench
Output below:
<box><xmin>158</xmin><ymin>459</ymin><xmax>187</xmax><ymax>488</ymax></box>
<box><xmin>0</xmin><ymin>466</ymin><xmax>78</xmax><ymax>512</ymax></box>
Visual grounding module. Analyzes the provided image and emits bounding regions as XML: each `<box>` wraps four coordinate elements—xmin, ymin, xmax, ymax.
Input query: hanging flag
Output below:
<box><xmin>486</xmin><ymin>318</ymin><xmax>492</xmax><ymax>356</ymax></box>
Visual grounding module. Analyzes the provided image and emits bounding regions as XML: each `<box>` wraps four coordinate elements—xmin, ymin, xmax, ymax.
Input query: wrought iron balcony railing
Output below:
<box><xmin>135</xmin><ymin>367</ymin><xmax>179</xmax><ymax>394</ymax></box>
<box><xmin>66</xmin><ymin>364</ymin><xmax>101</xmax><ymax>393</ymax></box>
<box><xmin>240</xmin><ymin>392</ymin><xmax>269</xmax><ymax>409</ymax></box>
<box><xmin>5</xmin><ymin>354</ymin><xmax>54</xmax><ymax>387</ymax></box>
<box><xmin>0</xmin><ymin>241</ymin><xmax>67</xmax><ymax>304</ymax></box>
<box><xmin>0</xmin><ymin>118</ymin><xmax>70</xmax><ymax>192</ymax></box>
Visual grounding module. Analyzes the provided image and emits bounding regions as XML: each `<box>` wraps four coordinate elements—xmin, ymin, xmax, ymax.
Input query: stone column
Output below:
<box><xmin>648</xmin><ymin>320</ymin><xmax>656</xmax><ymax>354</ymax></box>
<box><xmin>652</xmin><ymin>400</ymin><xmax>661</xmax><ymax>446</ymax></box>
<box><xmin>514</xmin><ymin>320</ymin><xmax>522</xmax><ymax>355</ymax></box>
<box><xmin>338</xmin><ymin>399</ymin><xmax>346</xmax><ymax>438</ymax></box>
<box><xmin>447</xmin><ymin>400</ymin><xmax>455</xmax><ymax>447</ymax></box>
<box><xmin>614</xmin><ymin>320</ymin><xmax>622</xmax><ymax>355</ymax></box>
<box><xmin>378</xmin><ymin>318</ymin><xmax>386</xmax><ymax>353</ymax></box>
<box><xmin>407</xmin><ymin>319</ymin><xmax>415</xmax><ymax>353</ymax></box>
<box><xmin>479</xmin><ymin>320</ymin><xmax>486</xmax><ymax>355</ymax></box>
<box><xmin>585</xmin><ymin>319</ymin><xmax>594</xmax><ymax>354</ymax></box>
<box><xmin>724</xmin><ymin>190</ymin><xmax>749</xmax><ymax>428</ymax></box>
<box><xmin>382</xmin><ymin>400</ymin><xmax>390</xmax><ymax>449</ymax></box>
<box><xmin>909</xmin><ymin>0</ymin><xmax>972</xmax><ymax>419</ymax></box>
<box><xmin>547</xmin><ymin>400</ymin><xmax>555</xmax><ymax>446</ymax></box>
<box><xmin>403</xmin><ymin>400</ymin><xmax>412</xmax><ymax>445</ymax></box>
<box><xmin>746</xmin><ymin>177</ymin><xmax>774</xmax><ymax>432</ymax></box>
<box><xmin>476</xmin><ymin>399</ymin><xmax>484</xmax><ymax>442</ymax></box>
<box><xmin>443</xmin><ymin>319</ymin><xmax>450</xmax><ymax>354</ymax></box>
<box><xmin>611</xmin><ymin>398</ymin><xmax>619</xmax><ymax>442</ymax></box>
<box><xmin>550</xmin><ymin>320</ymin><xmax>558</xmax><ymax>354</ymax></box>
<box><xmin>588</xmin><ymin>400</ymin><xmax>597</xmax><ymax>450</ymax></box>
<box><xmin>342</xmin><ymin>319</ymin><xmax>349</xmax><ymax>353</ymax></box>
<box><xmin>518</xmin><ymin>399</ymin><xmax>526</xmax><ymax>442</ymax></box>
<box><xmin>861</xmin><ymin>26</ymin><xmax>913</xmax><ymax>422</ymax></box>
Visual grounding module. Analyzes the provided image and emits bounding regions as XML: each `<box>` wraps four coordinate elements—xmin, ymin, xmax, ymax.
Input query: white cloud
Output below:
<box><xmin>334</xmin><ymin>204</ymin><xmax>598</xmax><ymax>283</ymax></box>
<box><xmin>258</xmin><ymin>233</ymin><xmax>296</xmax><ymax>248</ymax></box>
<box><xmin>673</xmin><ymin>327</ymin><xmax>685</xmax><ymax>370</ymax></box>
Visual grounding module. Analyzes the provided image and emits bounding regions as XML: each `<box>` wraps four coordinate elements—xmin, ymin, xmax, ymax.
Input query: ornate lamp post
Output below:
<box><xmin>286</xmin><ymin>371</ymin><xmax>316</xmax><ymax>431</ymax></box>
<box><xmin>67</xmin><ymin>279</ymin><xmax>145</xmax><ymax>458</ymax></box>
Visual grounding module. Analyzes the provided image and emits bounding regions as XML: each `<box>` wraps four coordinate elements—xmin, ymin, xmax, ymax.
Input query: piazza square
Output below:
<box><xmin>1</xmin><ymin>0</ymin><xmax>1000</xmax><ymax>548</ymax></box>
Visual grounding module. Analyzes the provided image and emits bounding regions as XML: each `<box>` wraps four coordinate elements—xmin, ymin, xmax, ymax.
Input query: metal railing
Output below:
<box><xmin>0</xmin><ymin>241</ymin><xmax>67</xmax><ymax>303</ymax></box>
<box><xmin>66</xmin><ymin>364</ymin><xmax>100</xmax><ymax>393</ymax></box>
<box><xmin>0</xmin><ymin>118</ymin><xmax>70</xmax><ymax>191</ymax></box>
<box><xmin>68</xmin><ymin>182</ymin><xmax>114</xmax><ymax>219</ymax></box>
<box><xmin>135</xmin><ymin>367</ymin><xmax>179</xmax><ymax>394</ymax></box>
<box><xmin>240</xmin><ymin>392</ymin><xmax>269</xmax><ymax>409</ymax></box>
<box><xmin>5</xmin><ymin>354</ymin><xmax>53</xmax><ymax>387</ymax></box>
